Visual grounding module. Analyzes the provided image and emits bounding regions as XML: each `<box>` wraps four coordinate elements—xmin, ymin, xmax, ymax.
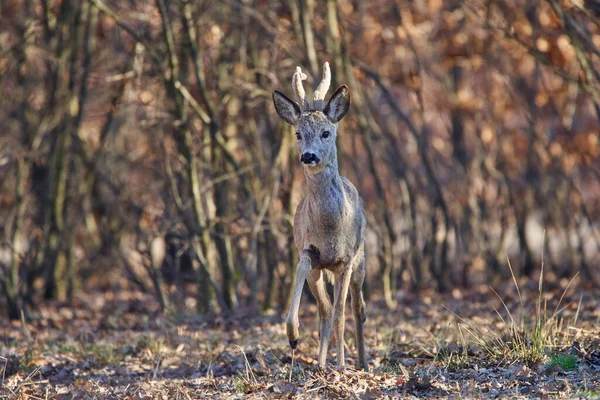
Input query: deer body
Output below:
<box><xmin>295</xmin><ymin>174</ymin><xmax>363</xmax><ymax>267</ymax></box>
<box><xmin>273</xmin><ymin>63</ymin><xmax>368</xmax><ymax>371</ymax></box>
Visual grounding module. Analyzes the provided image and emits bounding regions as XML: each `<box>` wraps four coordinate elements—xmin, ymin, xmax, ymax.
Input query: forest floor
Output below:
<box><xmin>1</xmin><ymin>277</ymin><xmax>600</xmax><ymax>399</ymax></box>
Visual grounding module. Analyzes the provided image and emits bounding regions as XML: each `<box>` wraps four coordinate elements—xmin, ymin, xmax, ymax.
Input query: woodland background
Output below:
<box><xmin>1</xmin><ymin>0</ymin><xmax>600</xmax><ymax>320</ymax></box>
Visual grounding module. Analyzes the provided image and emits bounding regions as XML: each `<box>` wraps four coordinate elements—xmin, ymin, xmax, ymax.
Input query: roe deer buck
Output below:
<box><xmin>272</xmin><ymin>62</ymin><xmax>368</xmax><ymax>371</ymax></box>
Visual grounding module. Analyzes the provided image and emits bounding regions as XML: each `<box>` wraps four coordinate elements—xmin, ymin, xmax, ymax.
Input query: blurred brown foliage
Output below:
<box><xmin>0</xmin><ymin>0</ymin><xmax>599</xmax><ymax>319</ymax></box>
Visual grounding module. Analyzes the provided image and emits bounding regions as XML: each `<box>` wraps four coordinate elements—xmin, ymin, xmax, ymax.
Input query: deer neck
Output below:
<box><xmin>304</xmin><ymin>152</ymin><xmax>344</xmax><ymax>223</ymax></box>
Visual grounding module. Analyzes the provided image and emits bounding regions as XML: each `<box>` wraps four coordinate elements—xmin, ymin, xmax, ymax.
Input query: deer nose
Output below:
<box><xmin>301</xmin><ymin>152</ymin><xmax>320</xmax><ymax>165</ymax></box>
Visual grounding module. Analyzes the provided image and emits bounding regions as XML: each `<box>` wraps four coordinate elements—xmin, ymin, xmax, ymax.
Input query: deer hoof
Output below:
<box><xmin>289</xmin><ymin>339</ymin><xmax>298</xmax><ymax>349</ymax></box>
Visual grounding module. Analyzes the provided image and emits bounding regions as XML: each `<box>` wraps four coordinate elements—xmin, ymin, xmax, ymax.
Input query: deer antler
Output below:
<box><xmin>312</xmin><ymin>62</ymin><xmax>331</xmax><ymax>111</ymax></box>
<box><xmin>292</xmin><ymin>67</ymin><xmax>310</xmax><ymax>110</ymax></box>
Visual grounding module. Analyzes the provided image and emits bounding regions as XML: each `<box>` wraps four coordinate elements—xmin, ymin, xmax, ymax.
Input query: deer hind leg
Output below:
<box><xmin>307</xmin><ymin>268</ymin><xmax>332</xmax><ymax>369</ymax></box>
<box><xmin>286</xmin><ymin>254</ymin><xmax>312</xmax><ymax>349</ymax></box>
<box><xmin>332</xmin><ymin>265</ymin><xmax>352</xmax><ymax>368</ymax></box>
<box><xmin>350</xmin><ymin>252</ymin><xmax>368</xmax><ymax>371</ymax></box>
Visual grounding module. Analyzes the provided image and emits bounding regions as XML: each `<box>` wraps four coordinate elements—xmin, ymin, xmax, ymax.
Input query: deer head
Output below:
<box><xmin>273</xmin><ymin>62</ymin><xmax>351</xmax><ymax>175</ymax></box>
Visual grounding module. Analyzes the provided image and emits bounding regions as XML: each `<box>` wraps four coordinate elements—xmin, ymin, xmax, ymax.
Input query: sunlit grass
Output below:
<box><xmin>449</xmin><ymin>240</ymin><xmax>581</xmax><ymax>367</ymax></box>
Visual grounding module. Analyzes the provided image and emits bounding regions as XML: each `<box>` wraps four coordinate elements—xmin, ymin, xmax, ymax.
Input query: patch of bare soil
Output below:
<box><xmin>1</xmin><ymin>283</ymin><xmax>599</xmax><ymax>399</ymax></box>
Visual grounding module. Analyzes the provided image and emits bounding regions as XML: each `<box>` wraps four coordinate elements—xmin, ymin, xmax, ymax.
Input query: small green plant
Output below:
<box><xmin>445</xmin><ymin>352</ymin><xmax>471</xmax><ymax>372</ymax></box>
<box><xmin>289</xmin><ymin>367</ymin><xmax>305</xmax><ymax>382</ymax></box>
<box><xmin>80</xmin><ymin>343</ymin><xmax>123</xmax><ymax>367</ymax></box>
<box><xmin>232</xmin><ymin>375</ymin><xmax>250</xmax><ymax>393</ymax></box>
<box><xmin>136</xmin><ymin>335</ymin><xmax>165</xmax><ymax>359</ymax></box>
<box><xmin>432</xmin><ymin>324</ymin><xmax>472</xmax><ymax>372</ymax></box>
<box><xmin>437</xmin><ymin>344</ymin><xmax>472</xmax><ymax>372</ymax></box>
<box><xmin>548</xmin><ymin>353</ymin><xmax>578</xmax><ymax>371</ymax></box>
<box><xmin>21</xmin><ymin>345</ymin><xmax>42</xmax><ymax>370</ymax></box>
<box><xmin>379</xmin><ymin>361</ymin><xmax>407</xmax><ymax>375</ymax></box>
<box><xmin>575</xmin><ymin>391</ymin><xmax>600</xmax><ymax>399</ymax></box>
<box><xmin>232</xmin><ymin>345</ymin><xmax>258</xmax><ymax>391</ymax></box>
<box><xmin>90</xmin><ymin>344</ymin><xmax>113</xmax><ymax>364</ymax></box>
<box><xmin>57</xmin><ymin>342</ymin><xmax>78</xmax><ymax>355</ymax></box>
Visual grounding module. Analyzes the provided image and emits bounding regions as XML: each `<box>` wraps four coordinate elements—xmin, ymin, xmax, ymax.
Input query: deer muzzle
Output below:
<box><xmin>300</xmin><ymin>152</ymin><xmax>320</xmax><ymax>165</ymax></box>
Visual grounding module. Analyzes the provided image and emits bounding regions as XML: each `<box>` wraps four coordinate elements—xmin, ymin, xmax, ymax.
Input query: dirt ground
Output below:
<box><xmin>1</xmin><ymin>279</ymin><xmax>599</xmax><ymax>399</ymax></box>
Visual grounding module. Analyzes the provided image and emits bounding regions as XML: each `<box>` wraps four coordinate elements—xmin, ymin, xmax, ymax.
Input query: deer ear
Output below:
<box><xmin>273</xmin><ymin>90</ymin><xmax>301</xmax><ymax>125</ymax></box>
<box><xmin>324</xmin><ymin>85</ymin><xmax>350</xmax><ymax>123</ymax></box>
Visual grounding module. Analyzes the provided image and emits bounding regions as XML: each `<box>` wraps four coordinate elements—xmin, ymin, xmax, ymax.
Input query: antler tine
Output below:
<box><xmin>292</xmin><ymin>67</ymin><xmax>310</xmax><ymax>110</ymax></box>
<box><xmin>312</xmin><ymin>62</ymin><xmax>331</xmax><ymax>111</ymax></box>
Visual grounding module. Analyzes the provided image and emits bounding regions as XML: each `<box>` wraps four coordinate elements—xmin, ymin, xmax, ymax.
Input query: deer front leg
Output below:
<box><xmin>307</xmin><ymin>269</ymin><xmax>332</xmax><ymax>368</ymax></box>
<box><xmin>332</xmin><ymin>265</ymin><xmax>352</xmax><ymax>368</ymax></box>
<box><xmin>286</xmin><ymin>254</ymin><xmax>312</xmax><ymax>349</ymax></box>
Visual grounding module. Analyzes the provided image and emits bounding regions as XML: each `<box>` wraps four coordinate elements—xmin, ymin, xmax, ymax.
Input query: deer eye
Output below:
<box><xmin>321</xmin><ymin>130</ymin><xmax>330</xmax><ymax>139</ymax></box>
<box><xmin>295</xmin><ymin>132</ymin><xmax>301</xmax><ymax>141</ymax></box>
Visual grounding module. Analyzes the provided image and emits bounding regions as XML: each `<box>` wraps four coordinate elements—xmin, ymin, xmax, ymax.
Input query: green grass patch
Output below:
<box><xmin>449</xmin><ymin>253</ymin><xmax>580</xmax><ymax>367</ymax></box>
<box><xmin>548</xmin><ymin>353</ymin><xmax>578</xmax><ymax>371</ymax></box>
<box><xmin>444</xmin><ymin>352</ymin><xmax>472</xmax><ymax>372</ymax></box>
<box><xmin>81</xmin><ymin>343</ymin><xmax>123</xmax><ymax>367</ymax></box>
<box><xmin>379</xmin><ymin>361</ymin><xmax>407</xmax><ymax>375</ymax></box>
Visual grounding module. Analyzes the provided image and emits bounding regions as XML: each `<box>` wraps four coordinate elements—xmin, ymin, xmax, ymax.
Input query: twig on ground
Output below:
<box><xmin>289</xmin><ymin>349</ymin><xmax>295</xmax><ymax>382</ymax></box>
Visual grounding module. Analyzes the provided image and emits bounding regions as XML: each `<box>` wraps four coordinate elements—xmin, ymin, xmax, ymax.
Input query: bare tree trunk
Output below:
<box><xmin>4</xmin><ymin>157</ymin><xmax>28</xmax><ymax>319</ymax></box>
<box><xmin>180</xmin><ymin>1</ymin><xmax>240</xmax><ymax>310</ymax></box>
<box><xmin>262</xmin><ymin>227</ymin><xmax>279</xmax><ymax>312</ymax></box>
<box><xmin>45</xmin><ymin>1</ymin><xmax>84</xmax><ymax>300</ymax></box>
